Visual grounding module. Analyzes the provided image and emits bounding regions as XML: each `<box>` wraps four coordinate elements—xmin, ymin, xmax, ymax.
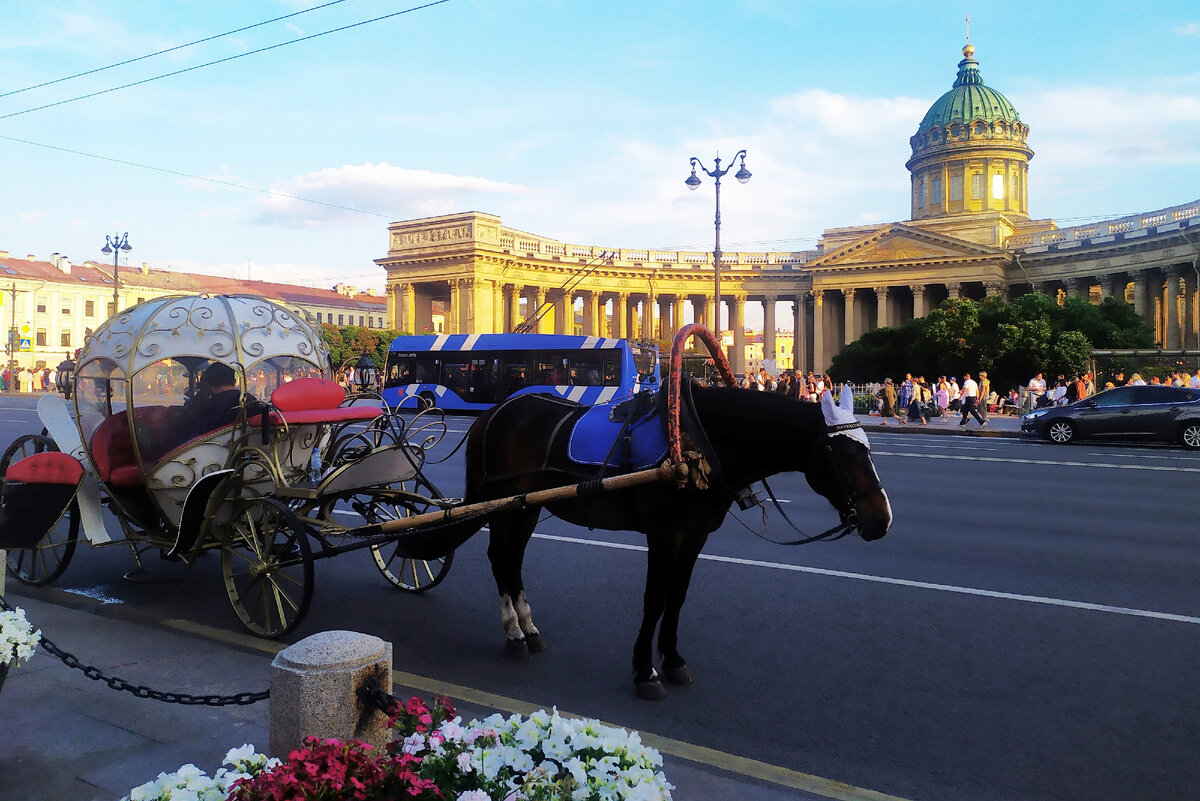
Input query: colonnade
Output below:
<box><xmin>388</xmin><ymin>268</ymin><xmax>1200</xmax><ymax>375</ymax></box>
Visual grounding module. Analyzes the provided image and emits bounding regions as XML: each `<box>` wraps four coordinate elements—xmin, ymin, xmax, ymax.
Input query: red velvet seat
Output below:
<box><xmin>4</xmin><ymin>451</ymin><xmax>84</xmax><ymax>485</ymax></box>
<box><xmin>266</xmin><ymin>378</ymin><xmax>382</xmax><ymax>425</ymax></box>
<box><xmin>91</xmin><ymin>412</ymin><xmax>140</xmax><ymax>486</ymax></box>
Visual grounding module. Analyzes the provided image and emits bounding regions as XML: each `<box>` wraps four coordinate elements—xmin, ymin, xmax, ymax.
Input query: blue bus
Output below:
<box><xmin>382</xmin><ymin>333</ymin><xmax>660</xmax><ymax>412</ymax></box>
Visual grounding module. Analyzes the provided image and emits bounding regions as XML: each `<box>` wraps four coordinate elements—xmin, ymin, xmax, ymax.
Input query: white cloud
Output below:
<box><xmin>253</xmin><ymin>162</ymin><xmax>532</xmax><ymax>228</ymax></box>
<box><xmin>1175</xmin><ymin>21</ymin><xmax>1199</xmax><ymax>36</ymax></box>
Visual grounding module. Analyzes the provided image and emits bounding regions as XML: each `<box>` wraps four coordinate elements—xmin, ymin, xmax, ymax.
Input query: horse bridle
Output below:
<box><xmin>750</xmin><ymin>420</ymin><xmax>883</xmax><ymax>545</ymax></box>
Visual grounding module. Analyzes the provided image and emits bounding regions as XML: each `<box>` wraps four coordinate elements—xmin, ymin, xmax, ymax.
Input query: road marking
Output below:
<box><xmin>163</xmin><ymin>619</ymin><xmax>915</xmax><ymax>801</ymax></box>
<box><xmin>871</xmin><ymin>450</ymin><xmax>1200</xmax><ymax>472</ymax></box>
<box><xmin>532</xmin><ymin>533</ymin><xmax>1200</xmax><ymax>625</ymax></box>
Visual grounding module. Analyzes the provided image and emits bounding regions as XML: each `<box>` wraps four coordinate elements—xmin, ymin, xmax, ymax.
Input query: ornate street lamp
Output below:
<box><xmin>685</xmin><ymin>150</ymin><xmax>751</xmax><ymax>335</ymax></box>
<box><xmin>354</xmin><ymin>351</ymin><xmax>378</xmax><ymax>392</ymax></box>
<box><xmin>100</xmin><ymin>232</ymin><xmax>132</xmax><ymax>314</ymax></box>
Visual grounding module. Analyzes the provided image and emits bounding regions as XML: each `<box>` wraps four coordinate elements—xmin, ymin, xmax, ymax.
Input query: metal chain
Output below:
<box><xmin>1</xmin><ymin>593</ymin><xmax>268</xmax><ymax>706</ymax></box>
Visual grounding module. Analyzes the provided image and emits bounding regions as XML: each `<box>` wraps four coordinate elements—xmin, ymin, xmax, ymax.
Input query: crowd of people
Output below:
<box><xmin>735</xmin><ymin>367</ymin><xmax>839</xmax><ymax>401</ymax></box>
<box><xmin>1</xmin><ymin>364</ymin><xmax>59</xmax><ymax>394</ymax></box>
<box><xmin>1027</xmin><ymin>368</ymin><xmax>1200</xmax><ymax>409</ymax></box>
<box><xmin>872</xmin><ymin>372</ymin><xmax>1012</xmax><ymax>427</ymax></box>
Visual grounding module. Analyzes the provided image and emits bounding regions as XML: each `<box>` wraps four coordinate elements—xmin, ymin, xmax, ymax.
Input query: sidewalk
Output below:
<box><xmin>0</xmin><ymin>590</ymin><xmax>841</xmax><ymax>801</ymax></box>
<box><xmin>857</xmin><ymin>408</ymin><xmax>1022</xmax><ymax>437</ymax></box>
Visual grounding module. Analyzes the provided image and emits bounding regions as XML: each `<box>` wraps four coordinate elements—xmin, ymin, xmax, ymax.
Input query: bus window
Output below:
<box><xmin>570</xmin><ymin>356</ymin><xmax>604</xmax><ymax>385</ymax></box>
<box><xmin>603</xmin><ymin>358</ymin><xmax>619</xmax><ymax>386</ymax></box>
<box><xmin>384</xmin><ymin>353</ymin><xmax>417</xmax><ymax>389</ymax></box>
<box><xmin>633</xmin><ymin>345</ymin><xmax>657</xmax><ymax>379</ymax></box>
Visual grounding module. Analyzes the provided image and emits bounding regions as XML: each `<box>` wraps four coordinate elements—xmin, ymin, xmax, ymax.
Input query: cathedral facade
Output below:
<box><xmin>376</xmin><ymin>44</ymin><xmax>1200</xmax><ymax>375</ymax></box>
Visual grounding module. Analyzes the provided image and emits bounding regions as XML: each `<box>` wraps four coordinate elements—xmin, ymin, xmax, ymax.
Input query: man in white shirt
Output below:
<box><xmin>958</xmin><ymin>372</ymin><xmax>987</xmax><ymax>428</ymax></box>
<box><xmin>1189</xmin><ymin>370</ymin><xmax>1200</xmax><ymax>389</ymax></box>
<box><xmin>1027</xmin><ymin>372</ymin><xmax>1048</xmax><ymax>409</ymax></box>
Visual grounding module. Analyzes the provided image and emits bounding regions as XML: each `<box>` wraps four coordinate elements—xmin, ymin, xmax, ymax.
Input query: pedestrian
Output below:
<box><xmin>1190</xmin><ymin>369</ymin><xmax>1200</xmax><ymax>389</ymax></box>
<box><xmin>935</xmin><ymin>376</ymin><xmax>950</xmax><ymax>421</ymax></box>
<box><xmin>977</xmin><ymin>370</ymin><xmax>991</xmax><ymax>423</ymax></box>
<box><xmin>907</xmin><ymin>377</ymin><xmax>929</xmax><ymax>424</ymax></box>
<box><xmin>948</xmin><ymin>377</ymin><xmax>961</xmax><ymax>412</ymax></box>
<box><xmin>877</xmin><ymin>377</ymin><xmax>900</xmax><ymax>426</ymax></box>
<box><xmin>958</xmin><ymin>372</ymin><xmax>987</xmax><ymax>427</ymax></box>
<box><xmin>1027</xmin><ymin>372</ymin><xmax>1048</xmax><ymax>409</ymax></box>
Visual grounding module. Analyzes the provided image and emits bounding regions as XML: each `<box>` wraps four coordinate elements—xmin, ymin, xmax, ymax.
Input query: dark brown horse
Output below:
<box><xmin>463</xmin><ymin>382</ymin><xmax>893</xmax><ymax>699</ymax></box>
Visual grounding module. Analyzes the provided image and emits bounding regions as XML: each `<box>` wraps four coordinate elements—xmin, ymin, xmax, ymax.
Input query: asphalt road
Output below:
<box><xmin>2</xmin><ymin>393</ymin><xmax>1198</xmax><ymax>801</ymax></box>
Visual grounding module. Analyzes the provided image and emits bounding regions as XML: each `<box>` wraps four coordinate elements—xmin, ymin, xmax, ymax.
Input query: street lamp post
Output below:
<box><xmin>101</xmin><ymin>232</ymin><xmax>132</xmax><ymax>314</ymax></box>
<box><xmin>685</xmin><ymin>150</ymin><xmax>751</xmax><ymax>335</ymax></box>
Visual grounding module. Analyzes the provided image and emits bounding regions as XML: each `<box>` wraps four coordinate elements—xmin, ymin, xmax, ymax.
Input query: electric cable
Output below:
<box><xmin>0</xmin><ymin>0</ymin><xmax>453</xmax><ymax>121</ymax></box>
<box><xmin>0</xmin><ymin>0</ymin><xmax>350</xmax><ymax>100</ymax></box>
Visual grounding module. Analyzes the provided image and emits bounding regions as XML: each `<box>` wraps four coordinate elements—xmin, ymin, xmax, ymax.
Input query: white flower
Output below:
<box><xmin>456</xmin><ymin>791</ymin><xmax>492</xmax><ymax>801</ymax></box>
<box><xmin>1</xmin><ymin>608</ymin><xmax>41</xmax><ymax>669</ymax></box>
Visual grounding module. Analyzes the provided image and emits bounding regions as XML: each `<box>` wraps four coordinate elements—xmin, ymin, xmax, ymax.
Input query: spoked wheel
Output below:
<box><xmin>1181</xmin><ymin>422</ymin><xmax>1200</xmax><ymax>450</ymax></box>
<box><xmin>359</xmin><ymin>491</ymin><xmax>453</xmax><ymax>592</ymax></box>
<box><xmin>2</xmin><ymin>434</ymin><xmax>79</xmax><ymax>585</ymax></box>
<box><xmin>1047</xmin><ymin>420</ymin><xmax>1075</xmax><ymax>444</ymax></box>
<box><xmin>220</xmin><ymin>497</ymin><xmax>313</xmax><ymax>638</ymax></box>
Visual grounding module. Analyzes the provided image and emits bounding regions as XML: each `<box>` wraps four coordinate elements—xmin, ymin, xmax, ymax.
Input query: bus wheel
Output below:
<box><xmin>418</xmin><ymin>391</ymin><xmax>437</xmax><ymax>410</ymax></box>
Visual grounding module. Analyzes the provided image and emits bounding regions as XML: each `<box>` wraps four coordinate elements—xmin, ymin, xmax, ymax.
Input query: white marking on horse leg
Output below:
<box><xmin>499</xmin><ymin>595</ymin><xmax>523</xmax><ymax>641</ymax></box>
<box><xmin>514</xmin><ymin>590</ymin><xmax>540</xmax><ymax>637</ymax></box>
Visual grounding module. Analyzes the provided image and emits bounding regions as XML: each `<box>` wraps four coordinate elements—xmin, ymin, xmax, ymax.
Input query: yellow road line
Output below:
<box><xmin>163</xmin><ymin>618</ymin><xmax>913</xmax><ymax>801</ymax></box>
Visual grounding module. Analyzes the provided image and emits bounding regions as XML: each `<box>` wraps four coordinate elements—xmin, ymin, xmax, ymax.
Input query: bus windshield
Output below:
<box><xmin>383</xmin><ymin>334</ymin><xmax>659</xmax><ymax>412</ymax></box>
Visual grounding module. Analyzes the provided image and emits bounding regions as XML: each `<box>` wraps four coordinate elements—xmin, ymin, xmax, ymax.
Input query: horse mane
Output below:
<box><xmin>686</xmin><ymin>385</ymin><xmax>830</xmax><ymax>489</ymax></box>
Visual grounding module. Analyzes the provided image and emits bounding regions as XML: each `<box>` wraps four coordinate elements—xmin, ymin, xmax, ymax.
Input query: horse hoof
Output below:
<box><xmin>636</xmin><ymin>679</ymin><xmax>667</xmax><ymax>701</ymax></box>
<box><xmin>525</xmin><ymin>632</ymin><xmax>547</xmax><ymax>653</ymax></box>
<box><xmin>663</xmin><ymin>664</ymin><xmax>694</xmax><ymax>686</ymax></box>
<box><xmin>505</xmin><ymin>638</ymin><xmax>530</xmax><ymax>659</ymax></box>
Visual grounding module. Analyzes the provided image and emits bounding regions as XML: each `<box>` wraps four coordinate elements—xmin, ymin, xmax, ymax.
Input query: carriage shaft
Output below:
<box><xmin>356</xmin><ymin>461</ymin><xmax>690</xmax><ymax>538</ymax></box>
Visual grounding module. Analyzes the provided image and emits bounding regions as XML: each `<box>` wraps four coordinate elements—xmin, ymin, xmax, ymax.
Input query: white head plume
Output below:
<box><xmin>821</xmin><ymin>386</ymin><xmax>870</xmax><ymax>449</ymax></box>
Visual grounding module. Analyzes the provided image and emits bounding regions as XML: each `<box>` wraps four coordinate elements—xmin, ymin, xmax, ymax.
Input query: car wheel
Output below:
<box><xmin>1180</xmin><ymin>422</ymin><xmax>1200</xmax><ymax>450</ymax></box>
<box><xmin>1047</xmin><ymin>419</ymin><xmax>1075</xmax><ymax>444</ymax></box>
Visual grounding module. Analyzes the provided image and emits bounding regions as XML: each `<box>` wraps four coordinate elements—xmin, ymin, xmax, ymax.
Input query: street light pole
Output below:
<box><xmin>101</xmin><ymin>232</ymin><xmax>131</xmax><ymax>314</ymax></box>
<box><xmin>685</xmin><ymin>150</ymin><xmax>751</xmax><ymax>335</ymax></box>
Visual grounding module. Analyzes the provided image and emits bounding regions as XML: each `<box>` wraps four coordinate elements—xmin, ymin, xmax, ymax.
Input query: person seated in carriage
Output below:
<box><xmin>181</xmin><ymin>363</ymin><xmax>257</xmax><ymax>439</ymax></box>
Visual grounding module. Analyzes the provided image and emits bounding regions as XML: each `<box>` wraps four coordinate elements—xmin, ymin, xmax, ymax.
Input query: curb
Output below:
<box><xmin>860</xmin><ymin>419</ymin><xmax>1021</xmax><ymax>438</ymax></box>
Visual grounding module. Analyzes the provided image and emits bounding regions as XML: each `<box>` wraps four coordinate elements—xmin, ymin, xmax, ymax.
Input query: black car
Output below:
<box><xmin>1021</xmin><ymin>384</ymin><xmax>1200</xmax><ymax>448</ymax></box>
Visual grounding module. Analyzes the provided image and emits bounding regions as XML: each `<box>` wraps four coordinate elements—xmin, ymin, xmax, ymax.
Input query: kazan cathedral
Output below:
<box><xmin>376</xmin><ymin>42</ymin><xmax>1200</xmax><ymax>376</ymax></box>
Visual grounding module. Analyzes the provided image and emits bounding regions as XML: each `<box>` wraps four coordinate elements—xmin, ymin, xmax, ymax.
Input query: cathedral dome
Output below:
<box><xmin>917</xmin><ymin>44</ymin><xmax>1023</xmax><ymax>133</ymax></box>
<box><xmin>906</xmin><ymin>43</ymin><xmax>1033</xmax><ymax>222</ymax></box>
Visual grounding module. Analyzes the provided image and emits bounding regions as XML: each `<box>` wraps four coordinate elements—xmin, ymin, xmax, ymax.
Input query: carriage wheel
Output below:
<box><xmin>361</xmin><ymin>494</ymin><xmax>454</xmax><ymax>592</ymax></box>
<box><xmin>220</xmin><ymin>496</ymin><xmax>314</xmax><ymax>638</ymax></box>
<box><xmin>2</xmin><ymin>434</ymin><xmax>79</xmax><ymax>586</ymax></box>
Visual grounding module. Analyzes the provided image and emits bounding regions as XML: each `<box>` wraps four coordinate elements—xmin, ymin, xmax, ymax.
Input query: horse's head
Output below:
<box><xmin>805</xmin><ymin>387</ymin><xmax>893</xmax><ymax>541</ymax></box>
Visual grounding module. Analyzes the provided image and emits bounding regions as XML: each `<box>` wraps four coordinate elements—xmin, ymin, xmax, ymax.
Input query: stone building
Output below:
<box><xmin>376</xmin><ymin>42</ymin><xmax>1200</xmax><ymax>376</ymax></box>
<box><xmin>1</xmin><ymin>252</ymin><xmax>386</xmax><ymax>372</ymax></box>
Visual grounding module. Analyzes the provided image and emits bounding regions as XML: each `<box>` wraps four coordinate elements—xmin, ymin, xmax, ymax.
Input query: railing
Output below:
<box><xmin>1006</xmin><ymin>199</ymin><xmax>1200</xmax><ymax>249</ymax></box>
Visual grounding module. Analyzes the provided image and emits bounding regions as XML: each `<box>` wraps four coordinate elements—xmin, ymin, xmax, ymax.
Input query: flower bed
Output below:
<box><xmin>122</xmin><ymin>695</ymin><xmax>673</xmax><ymax>801</ymax></box>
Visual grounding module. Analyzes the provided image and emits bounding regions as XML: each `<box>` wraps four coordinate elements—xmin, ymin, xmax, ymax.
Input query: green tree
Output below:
<box><xmin>828</xmin><ymin>292</ymin><xmax>1153</xmax><ymax>393</ymax></box>
<box><xmin>319</xmin><ymin>325</ymin><xmax>403</xmax><ymax>382</ymax></box>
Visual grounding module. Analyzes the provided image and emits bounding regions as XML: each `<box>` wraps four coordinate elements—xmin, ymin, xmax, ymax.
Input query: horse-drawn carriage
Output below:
<box><xmin>0</xmin><ymin>294</ymin><xmax>459</xmax><ymax>637</ymax></box>
<box><xmin>2</xmin><ymin>298</ymin><xmax>893</xmax><ymax>696</ymax></box>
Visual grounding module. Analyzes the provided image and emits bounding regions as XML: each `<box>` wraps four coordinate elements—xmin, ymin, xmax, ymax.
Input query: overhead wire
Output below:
<box><xmin>0</xmin><ymin>0</ymin><xmax>453</xmax><ymax>120</ymax></box>
<box><xmin>0</xmin><ymin>0</ymin><xmax>350</xmax><ymax>100</ymax></box>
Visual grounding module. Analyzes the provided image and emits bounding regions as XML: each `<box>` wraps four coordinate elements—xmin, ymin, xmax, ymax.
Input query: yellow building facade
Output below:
<box><xmin>375</xmin><ymin>43</ymin><xmax>1200</xmax><ymax>375</ymax></box>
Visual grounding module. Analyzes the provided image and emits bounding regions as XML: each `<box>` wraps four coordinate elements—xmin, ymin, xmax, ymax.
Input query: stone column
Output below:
<box><xmin>762</xmin><ymin>296</ymin><xmax>777</xmax><ymax>365</ymax></box>
<box><xmin>506</xmin><ymin>285</ymin><xmax>520</xmax><ymax>333</ymax></box>
<box><xmin>1166</xmin><ymin>267</ymin><xmax>1183</xmax><ymax>349</ymax></box>
<box><xmin>642</xmin><ymin>292</ymin><xmax>656</xmax><ymax>339</ymax></box>
<box><xmin>875</xmin><ymin>286</ymin><xmax>891</xmax><ymax>329</ymax></box>
<box><xmin>1097</xmin><ymin>276</ymin><xmax>1117</xmax><ymax>301</ymax></box>
<box><xmin>1066</xmin><ymin>278</ymin><xmax>1084</xmax><ymax>299</ymax></box>
<box><xmin>1134</xmin><ymin>271</ymin><xmax>1157</xmax><ymax>336</ymax></box>
<box><xmin>945</xmin><ymin>282</ymin><xmax>962</xmax><ymax>300</ymax></box>
<box><xmin>671</xmin><ymin>294</ymin><xmax>686</xmax><ymax>335</ymax></box>
<box><xmin>732</xmin><ymin>297</ymin><xmax>746</xmax><ymax>375</ymax></box>
<box><xmin>533</xmin><ymin>287</ymin><xmax>550</xmax><ymax>334</ymax></box>
<box><xmin>1185</xmin><ymin>275</ymin><xmax>1199</xmax><ymax>349</ymax></box>
<box><xmin>812</xmin><ymin>290</ymin><xmax>826</xmax><ymax>374</ymax></box>
<box><xmin>842</xmin><ymin>288</ymin><xmax>858</xmax><ymax>346</ymax></box>
<box><xmin>397</xmin><ymin>282</ymin><xmax>414</xmax><ymax>333</ymax></box>
<box><xmin>583</xmin><ymin>291</ymin><xmax>600</xmax><ymax>337</ymax></box>
<box><xmin>449</xmin><ymin>280</ymin><xmax>462</xmax><ymax>334</ymax></box>
<box><xmin>555</xmin><ymin>290</ymin><xmax>574</xmax><ymax>335</ymax></box>
<box><xmin>615</xmin><ymin>293</ymin><xmax>629</xmax><ymax>339</ymax></box>
<box><xmin>983</xmin><ymin>281</ymin><xmax>1006</xmax><ymax>301</ymax></box>
<box><xmin>911</xmin><ymin>284</ymin><xmax>928</xmax><ymax>318</ymax></box>
<box><xmin>792</xmin><ymin>296</ymin><xmax>807</xmax><ymax>375</ymax></box>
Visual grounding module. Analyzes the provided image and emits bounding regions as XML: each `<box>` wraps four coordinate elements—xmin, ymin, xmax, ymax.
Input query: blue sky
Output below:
<box><xmin>2</xmin><ymin>0</ymin><xmax>1198</xmax><ymax>296</ymax></box>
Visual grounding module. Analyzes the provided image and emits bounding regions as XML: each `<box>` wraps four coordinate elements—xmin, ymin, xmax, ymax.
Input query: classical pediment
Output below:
<box><xmin>810</xmin><ymin>224</ymin><xmax>1003</xmax><ymax>268</ymax></box>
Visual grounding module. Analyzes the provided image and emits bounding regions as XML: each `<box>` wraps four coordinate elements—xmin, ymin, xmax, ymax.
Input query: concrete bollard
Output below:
<box><xmin>269</xmin><ymin>630</ymin><xmax>393</xmax><ymax>757</ymax></box>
